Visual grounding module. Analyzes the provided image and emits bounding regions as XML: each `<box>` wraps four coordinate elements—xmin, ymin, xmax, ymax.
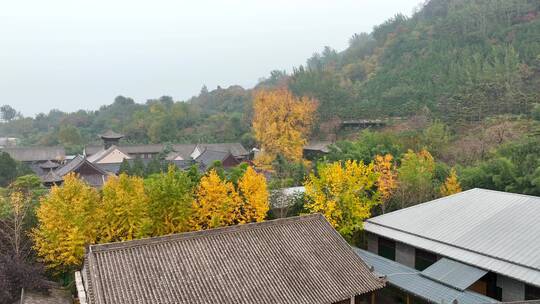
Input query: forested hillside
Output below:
<box><xmin>1</xmin><ymin>0</ymin><xmax>539</xmax><ymax>149</ymax></box>
<box><xmin>289</xmin><ymin>0</ymin><xmax>540</xmax><ymax>122</ymax></box>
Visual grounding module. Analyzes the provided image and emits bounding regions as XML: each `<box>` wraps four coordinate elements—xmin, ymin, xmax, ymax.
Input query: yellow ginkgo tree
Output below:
<box><xmin>304</xmin><ymin>160</ymin><xmax>380</xmax><ymax>239</ymax></box>
<box><xmin>252</xmin><ymin>88</ymin><xmax>317</xmax><ymax>165</ymax></box>
<box><xmin>98</xmin><ymin>173</ymin><xmax>150</xmax><ymax>242</ymax></box>
<box><xmin>374</xmin><ymin>154</ymin><xmax>398</xmax><ymax>214</ymax></box>
<box><xmin>237</xmin><ymin>166</ymin><xmax>269</xmax><ymax>223</ymax></box>
<box><xmin>191</xmin><ymin>170</ymin><xmax>242</xmax><ymax>230</ymax></box>
<box><xmin>32</xmin><ymin>173</ymin><xmax>100</xmax><ymax>273</ymax></box>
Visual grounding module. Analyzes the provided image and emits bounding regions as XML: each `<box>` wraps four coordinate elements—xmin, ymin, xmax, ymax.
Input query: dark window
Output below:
<box><xmin>378</xmin><ymin>237</ymin><xmax>396</xmax><ymax>261</ymax></box>
<box><xmin>355</xmin><ymin>294</ymin><xmax>370</xmax><ymax>304</ymax></box>
<box><xmin>526</xmin><ymin>284</ymin><xmax>540</xmax><ymax>300</ymax></box>
<box><xmin>414</xmin><ymin>249</ymin><xmax>437</xmax><ymax>271</ymax></box>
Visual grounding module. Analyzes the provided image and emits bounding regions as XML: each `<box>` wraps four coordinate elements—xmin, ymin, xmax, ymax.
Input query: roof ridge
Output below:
<box><xmin>367</xmin><ymin>189</ymin><xmax>477</xmax><ymax>220</ymax></box>
<box><xmin>89</xmin><ymin>214</ymin><xmax>326</xmax><ymax>253</ymax></box>
<box><xmin>367</xmin><ymin>188</ymin><xmax>540</xmax><ymax>223</ymax></box>
<box><xmin>471</xmin><ymin>187</ymin><xmax>540</xmax><ymax>200</ymax></box>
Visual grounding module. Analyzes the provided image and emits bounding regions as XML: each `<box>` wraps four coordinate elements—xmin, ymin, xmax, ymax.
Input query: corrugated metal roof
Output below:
<box><xmin>364</xmin><ymin>188</ymin><xmax>540</xmax><ymax>287</ymax></box>
<box><xmin>421</xmin><ymin>258</ymin><xmax>487</xmax><ymax>291</ymax></box>
<box><xmin>355</xmin><ymin>248</ymin><xmax>499</xmax><ymax>304</ymax></box>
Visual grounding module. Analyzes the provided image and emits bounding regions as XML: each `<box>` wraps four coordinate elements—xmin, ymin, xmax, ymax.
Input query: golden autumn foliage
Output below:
<box><xmin>32</xmin><ymin>173</ymin><xmax>100</xmax><ymax>272</ymax></box>
<box><xmin>191</xmin><ymin>170</ymin><xmax>242</xmax><ymax>230</ymax></box>
<box><xmin>237</xmin><ymin>167</ymin><xmax>269</xmax><ymax>223</ymax></box>
<box><xmin>98</xmin><ymin>174</ymin><xmax>150</xmax><ymax>242</ymax></box>
<box><xmin>252</xmin><ymin>88</ymin><xmax>317</xmax><ymax>164</ymax></box>
<box><xmin>304</xmin><ymin>160</ymin><xmax>380</xmax><ymax>238</ymax></box>
<box><xmin>440</xmin><ymin>168</ymin><xmax>462</xmax><ymax>197</ymax></box>
<box><xmin>191</xmin><ymin>168</ymin><xmax>269</xmax><ymax>230</ymax></box>
<box><xmin>374</xmin><ymin>154</ymin><xmax>398</xmax><ymax>213</ymax></box>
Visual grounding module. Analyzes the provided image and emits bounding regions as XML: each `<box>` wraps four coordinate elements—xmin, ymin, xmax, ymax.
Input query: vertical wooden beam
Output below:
<box><xmin>406</xmin><ymin>294</ymin><xmax>411</xmax><ymax>304</ymax></box>
<box><xmin>371</xmin><ymin>292</ymin><xmax>376</xmax><ymax>304</ymax></box>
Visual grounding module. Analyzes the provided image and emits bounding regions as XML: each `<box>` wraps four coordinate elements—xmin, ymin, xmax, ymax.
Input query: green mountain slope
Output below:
<box><xmin>289</xmin><ymin>0</ymin><xmax>540</xmax><ymax>122</ymax></box>
<box><xmin>1</xmin><ymin>0</ymin><xmax>539</xmax><ymax>147</ymax></box>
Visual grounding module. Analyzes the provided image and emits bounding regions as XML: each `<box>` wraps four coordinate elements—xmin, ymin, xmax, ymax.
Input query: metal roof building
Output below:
<box><xmin>355</xmin><ymin>248</ymin><xmax>498</xmax><ymax>304</ymax></box>
<box><xmin>364</xmin><ymin>188</ymin><xmax>540</xmax><ymax>302</ymax></box>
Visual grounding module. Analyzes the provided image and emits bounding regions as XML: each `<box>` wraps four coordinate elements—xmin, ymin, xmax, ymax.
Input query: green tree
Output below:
<box><xmin>0</xmin><ymin>152</ymin><xmax>18</xmax><ymax>187</ymax></box>
<box><xmin>328</xmin><ymin>130</ymin><xmax>403</xmax><ymax>164</ymax></box>
<box><xmin>0</xmin><ymin>105</ymin><xmax>18</xmax><ymax>121</ymax></box>
<box><xmin>145</xmin><ymin>165</ymin><xmax>195</xmax><ymax>235</ymax></box>
<box><xmin>118</xmin><ymin>158</ymin><xmax>132</xmax><ymax>175</ymax></box>
<box><xmin>396</xmin><ymin>150</ymin><xmax>436</xmax><ymax>208</ymax></box>
<box><xmin>422</xmin><ymin>121</ymin><xmax>450</xmax><ymax>158</ymax></box>
<box><xmin>145</xmin><ymin>156</ymin><xmax>162</xmax><ymax>176</ymax></box>
<box><xmin>131</xmin><ymin>156</ymin><xmax>145</xmax><ymax>177</ymax></box>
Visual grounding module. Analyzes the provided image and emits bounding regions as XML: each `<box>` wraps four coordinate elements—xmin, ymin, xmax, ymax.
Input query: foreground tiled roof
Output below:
<box><xmin>364</xmin><ymin>188</ymin><xmax>540</xmax><ymax>287</ymax></box>
<box><xmin>83</xmin><ymin>214</ymin><xmax>384</xmax><ymax>304</ymax></box>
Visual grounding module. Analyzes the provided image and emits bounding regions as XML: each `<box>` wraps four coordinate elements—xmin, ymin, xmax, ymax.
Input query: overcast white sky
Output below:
<box><xmin>1</xmin><ymin>0</ymin><xmax>422</xmax><ymax>116</ymax></box>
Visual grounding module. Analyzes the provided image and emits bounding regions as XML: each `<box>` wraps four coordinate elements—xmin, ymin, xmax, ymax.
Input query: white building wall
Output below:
<box><xmin>97</xmin><ymin>149</ymin><xmax>130</xmax><ymax>164</ymax></box>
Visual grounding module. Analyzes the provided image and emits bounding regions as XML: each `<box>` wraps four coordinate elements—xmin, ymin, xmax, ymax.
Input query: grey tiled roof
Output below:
<box><xmin>2</xmin><ymin>146</ymin><xmax>65</xmax><ymax>162</ymax></box>
<box><xmin>83</xmin><ymin>214</ymin><xmax>384</xmax><ymax>304</ymax></box>
<box><xmin>364</xmin><ymin>188</ymin><xmax>540</xmax><ymax>287</ymax></box>
<box><xmin>304</xmin><ymin>141</ymin><xmax>333</xmax><ymax>153</ymax></box>
<box><xmin>195</xmin><ymin>143</ymin><xmax>249</xmax><ymax>157</ymax></box>
<box><xmin>171</xmin><ymin>144</ymin><xmax>198</xmax><ymax>159</ymax></box>
<box><xmin>195</xmin><ymin>149</ymin><xmax>233</xmax><ymax>169</ymax></box>
<box><xmin>85</xmin><ymin>143</ymin><xmax>247</xmax><ymax>159</ymax></box>
<box><xmin>355</xmin><ymin>248</ymin><xmax>498</xmax><ymax>304</ymax></box>
<box><xmin>55</xmin><ymin>155</ymin><xmax>107</xmax><ymax>177</ymax></box>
